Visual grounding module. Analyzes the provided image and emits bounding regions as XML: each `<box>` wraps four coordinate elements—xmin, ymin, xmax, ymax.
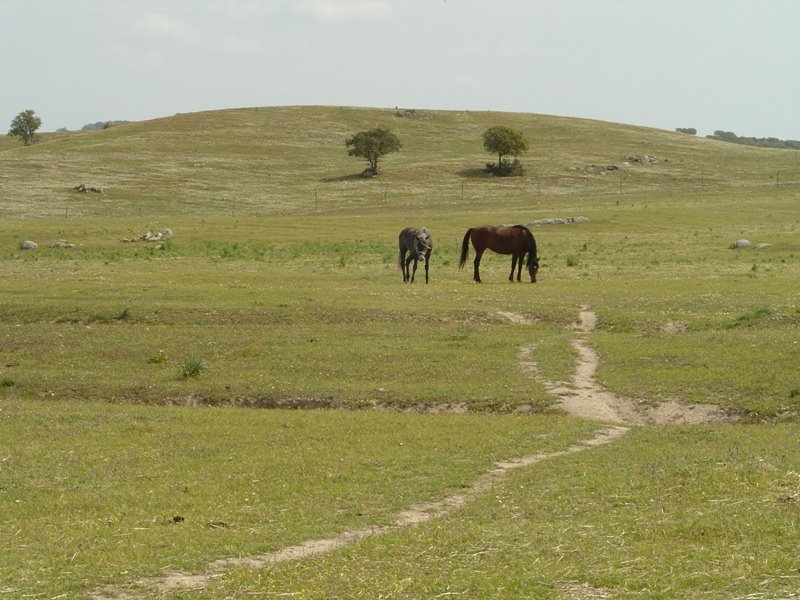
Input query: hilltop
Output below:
<box><xmin>1</xmin><ymin>105</ymin><xmax>798</xmax><ymax>219</ymax></box>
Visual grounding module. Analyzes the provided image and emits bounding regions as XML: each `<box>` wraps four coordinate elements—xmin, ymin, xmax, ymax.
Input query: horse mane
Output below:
<box><xmin>513</xmin><ymin>225</ymin><xmax>537</xmax><ymax>267</ymax></box>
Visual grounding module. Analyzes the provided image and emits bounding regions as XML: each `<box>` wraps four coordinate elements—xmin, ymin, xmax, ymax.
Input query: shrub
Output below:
<box><xmin>724</xmin><ymin>307</ymin><xmax>774</xmax><ymax>329</ymax></box>
<box><xmin>180</xmin><ymin>357</ymin><xmax>205</xmax><ymax>379</ymax></box>
<box><xmin>148</xmin><ymin>351</ymin><xmax>167</xmax><ymax>364</ymax></box>
<box><xmin>485</xmin><ymin>158</ymin><xmax>525</xmax><ymax>177</ymax></box>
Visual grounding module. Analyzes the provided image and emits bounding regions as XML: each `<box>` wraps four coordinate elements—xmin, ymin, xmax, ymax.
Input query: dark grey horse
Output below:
<box><xmin>398</xmin><ymin>226</ymin><xmax>432</xmax><ymax>283</ymax></box>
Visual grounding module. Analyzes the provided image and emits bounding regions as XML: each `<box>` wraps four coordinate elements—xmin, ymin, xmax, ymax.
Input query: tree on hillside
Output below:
<box><xmin>8</xmin><ymin>109</ymin><xmax>42</xmax><ymax>146</ymax></box>
<box><xmin>345</xmin><ymin>127</ymin><xmax>401</xmax><ymax>176</ymax></box>
<box><xmin>482</xmin><ymin>125</ymin><xmax>529</xmax><ymax>176</ymax></box>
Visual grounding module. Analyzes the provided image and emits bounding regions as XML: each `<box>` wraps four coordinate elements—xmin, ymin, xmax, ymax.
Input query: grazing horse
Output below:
<box><xmin>459</xmin><ymin>225</ymin><xmax>539</xmax><ymax>283</ymax></box>
<box><xmin>398</xmin><ymin>226</ymin><xmax>433</xmax><ymax>283</ymax></box>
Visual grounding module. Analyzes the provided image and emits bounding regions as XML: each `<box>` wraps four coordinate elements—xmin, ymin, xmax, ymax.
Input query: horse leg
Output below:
<box><xmin>410</xmin><ymin>257</ymin><xmax>418</xmax><ymax>283</ymax></box>
<box><xmin>509</xmin><ymin>255</ymin><xmax>518</xmax><ymax>282</ymax></box>
<box><xmin>516</xmin><ymin>252</ymin><xmax>524</xmax><ymax>281</ymax></box>
<box><xmin>405</xmin><ymin>255</ymin><xmax>414</xmax><ymax>283</ymax></box>
<box><xmin>424</xmin><ymin>253</ymin><xmax>429</xmax><ymax>284</ymax></box>
<box><xmin>400</xmin><ymin>250</ymin><xmax>408</xmax><ymax>282</ymax></box>
<box><xmin>473</xmin><ymin>249</ymin><xmax>485</xmax><ymax>283</ymax></box>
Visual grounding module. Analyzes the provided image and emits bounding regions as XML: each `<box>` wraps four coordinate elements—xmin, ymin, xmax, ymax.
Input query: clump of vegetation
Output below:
<box><xmin>707</xmin><ymin>130</ymin><xmax>800</xmax><ymax>150</ymax></box>
<box><xmin>8</xmin><ymin>109</ymin><xmax>42</xmax><ymax>145</ymax></box>
<box><xmin>180</xmin><ymin>357</ymin><xmax>206</xmax><ymax>379</ymax></box>
<box><xmin>483</xmin><ymin>125</ymin><xmax>528</xmax><ymax>176</ymax></box>
<box><xmin>345</xmin><ymin>127</ymin><xmax>401</xmax><ymax>176</ymax></box>
<box><xmin>147</xmin><ymin>351</ymin><xmax>167</xmax><ymax>365</ymax></box>
<box><xmin>1</xmin><ymin>377</ymin><xmax>14</xmax><ymax>387</ymax></box>
<box><xmin>446</xmin><ymin>323</ymin><xmax>474</xmax><ymax>344</ymax></box>
<box><xmin>724</xmin><ymin>307</ymin><xmax>774</xmax><ymax>329</ymax></box>
<box><xmin>81</xmin><ymin>308</ymin><xmax>131</xmax><ymax>325</ymax></box>
<box><xmin>485</xmin><ymin>158</ymin><xmax>525</xmax><ymax>176</ymax></box>
<box><xmin>81</xmin><ymin>120</ymin><xmax>131</xmax><ymax>131</ymax></box>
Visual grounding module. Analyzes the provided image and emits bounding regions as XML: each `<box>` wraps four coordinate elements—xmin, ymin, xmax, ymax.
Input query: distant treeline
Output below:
<box><xmin>81</xmin><ymin>120</ymin><xmax>131</xmax><ymax>131</ymax></box>
<box><xmin>677</xmin><ymin>127</ymin><xmax>800</xmax><ymax>150</ymax></box>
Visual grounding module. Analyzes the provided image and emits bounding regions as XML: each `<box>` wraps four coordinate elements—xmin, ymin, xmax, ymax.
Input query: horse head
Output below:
<box><xmin>415</xmin><ymin>230</ymin><xmax>432</xmax><ymax>259</ymax></box>
<box><xmin>528</xmin><ymin>254</ymin><xmax>539</xmax><ymax>282</ymax></box>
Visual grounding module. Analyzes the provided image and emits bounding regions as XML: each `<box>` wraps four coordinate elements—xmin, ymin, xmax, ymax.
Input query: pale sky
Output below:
<box><xmin>2</xmin><ymin>0</ymin><xmax>799</xmax><ymax>138</ymax></box>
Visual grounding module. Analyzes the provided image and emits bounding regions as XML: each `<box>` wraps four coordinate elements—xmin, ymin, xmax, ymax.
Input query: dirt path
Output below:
<box><xmin>91</xmin><ymin>306</ymin><xmax>728</xmax><ymax>598</ymax></box>
<box><xmin>90</xmin><ymin>426</ymin><xmax>627</xmax><ymax>599</ymax></box>
<box><xmin>519</xmin><ymin>306</ymin><xmax>732</xmax><ymax>426</ymax></box>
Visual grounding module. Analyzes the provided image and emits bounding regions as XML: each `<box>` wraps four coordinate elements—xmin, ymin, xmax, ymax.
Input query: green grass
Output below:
<box><xmin>202</xmin><ymin>425</ymin><xmax>800</xmax><ymax>600</ymax></box>
<box><xmin>0</xmin><ymin>399</ymin><xmax>599</xmax><ymax>598</ymax></box>
<box><xmin>179</xmin><ymin>357</ymin><xmax>206</xmax><ymax>379</ymax></box>
<box><xmin>2</xmin><ymin>106</ymin><xmax>800</xmax><ymax>219</ymax></box>
<box><xmin>2</xmin><ymin>188</ymin><xmax>797</xmax><ymax>419</ymax></box>
<box><xmin>1</xmin><ymin>106</ymin><xmax>800</xmax><ymax>598</ymax></box>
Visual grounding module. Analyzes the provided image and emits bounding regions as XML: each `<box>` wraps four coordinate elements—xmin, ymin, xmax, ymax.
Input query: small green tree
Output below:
<box><xmin>345</xmin><ymin>127</ymin><xmax>401</xmax><ymax>175</ymax></box>
<box><xmin>8</xmin><ymin>109</ymin><xmax>42</xmax><ymax>146</ymax></box>
<box><xmin>483</xmin><ymin>125</ymin><xmax>529</xmax><ymax>176</ymax></box>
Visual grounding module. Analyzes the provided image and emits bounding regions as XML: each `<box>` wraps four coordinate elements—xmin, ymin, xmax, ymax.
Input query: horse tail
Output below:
<box><xmin>398</xmin><ymin>230</ymin><xmax>407</xmax><ymax>270</ymax></box>
<box><xmin>458</xmin><ymin>228</ymin><xmax>472</xmax><ymax>269</ymax></box>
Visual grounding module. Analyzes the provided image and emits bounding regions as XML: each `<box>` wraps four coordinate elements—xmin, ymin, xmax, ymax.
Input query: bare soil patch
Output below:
<box><xmin>522</xmin><ymin>306</ymin><xmax>733</xmax><ymax>426</ymax></box>
<box><xmin>90</xmin><ymin>425</ymin><xmax>627</xmax><ymax>598</ymax></box>
<box><xmin>91</xmin><ymin>305</ymin><xmax>731</xmax><ymax>598</ymax></box>
<box><xmin>496</xmin><ymin>310</ymin><xmax>537</xmax><ymax>325</ymax></box>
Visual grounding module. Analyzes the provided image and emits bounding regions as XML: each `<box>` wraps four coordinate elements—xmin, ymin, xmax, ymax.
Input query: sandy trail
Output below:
<box><xmin>91</xmin><ymin>306</ymin><xmax>727</xmax><ymax>598</ymax></box>
<box><xmin>90</xmin><ymin>426</ymin><xmax>627</xmax><ymax>599</ymax></box>
<box><xmin>520</xmin><ymin>307</ymin><xmax>731</xmax><ymax>426</ymax></box>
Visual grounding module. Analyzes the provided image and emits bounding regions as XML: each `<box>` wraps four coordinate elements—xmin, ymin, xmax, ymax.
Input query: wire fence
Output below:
<box><xmin>3</xmin><ymin>164</ymin><xmax>799</xmax><ymax>220</ymax></box>
<box><xmin>302</xmin><ymin>167</ymin><xmax>800</xmax><ymax>214</ymax></box>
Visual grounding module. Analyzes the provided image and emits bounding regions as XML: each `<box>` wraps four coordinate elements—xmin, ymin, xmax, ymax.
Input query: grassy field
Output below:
<box><xmin>2</xmin><ymin>189</ymin><xmax>797</xmax><ymax>418</ymax></box>
<box><xmin>1</xmin><ymin>106</ymin><xmax>800</xmax><ymax>598</ymax></box>
<box><xmin>2</xmin><ymin>105</ymin><xmax>800</xmax><ymax>219</ymax></box>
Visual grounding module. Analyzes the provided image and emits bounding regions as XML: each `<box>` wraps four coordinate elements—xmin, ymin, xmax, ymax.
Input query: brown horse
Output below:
<box><xmin>398</xmin><ymin>226</ymin><xmax>433</xmax><ymax>283</ymax></box>
<box><xmin>459</xmin><ymin>225</ymin><xmax>539</xmax><ymax>283</ymax></box>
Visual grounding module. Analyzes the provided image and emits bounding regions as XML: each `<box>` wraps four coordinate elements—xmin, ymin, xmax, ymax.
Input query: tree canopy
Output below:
<box><xmin>705</xmin><ymin>130</ymin><xmax>800</xmax><ymax>150</ymax></box>
<box><xmin>8</xmin><ymin>109</ymin><xmax>42</xmax><ymax>146</ymax></box>
<box><xmin>483</xmin><ymin>125</ymin><xmax>529</xmax><ymax>176</ymax></box>
<box><xmin>345</xmin><ymin>127</ymin><xmax>401</xmax><ymax>175</ymax></box>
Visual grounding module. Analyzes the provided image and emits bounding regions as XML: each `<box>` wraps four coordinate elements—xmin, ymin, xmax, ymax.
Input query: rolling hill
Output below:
<box><xmin>2</xmin><ymin>105</ymin><xmax>799</xmax><ymax>219</ymax></box>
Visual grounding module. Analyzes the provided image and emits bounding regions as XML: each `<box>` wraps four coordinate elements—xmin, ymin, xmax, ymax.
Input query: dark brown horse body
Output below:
<box><xmin>459</xmin><ymin>225</ymin><xmax>538</xmax><ymax>283</ymax></box>
<box><xmin>398</xmin><ymin>226</ymin><xmax>433</xmax><ymax>283</ymax></box>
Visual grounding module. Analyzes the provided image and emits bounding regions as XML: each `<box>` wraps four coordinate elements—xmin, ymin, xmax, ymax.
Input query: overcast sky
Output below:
<box><xmin>2</xmin><ymin>0</ymin><xmax>799</xmax><ymax>138</ymax></box>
